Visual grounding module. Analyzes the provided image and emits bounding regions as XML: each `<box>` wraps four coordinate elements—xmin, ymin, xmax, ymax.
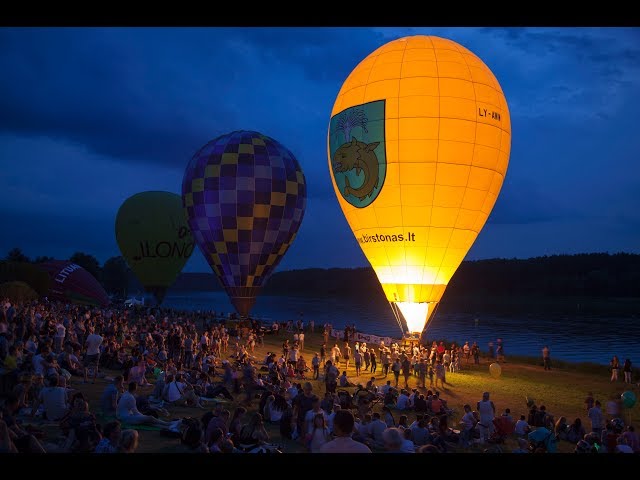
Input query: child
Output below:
<box><xmin>308</xmin><ymin>413</ymin><xmax>331</xmax><ymax>452</ymax></box>
<box><xmin>428</xmin><ymin>366</ymin><xmax>434</xmax><ymax>386</ymax></box>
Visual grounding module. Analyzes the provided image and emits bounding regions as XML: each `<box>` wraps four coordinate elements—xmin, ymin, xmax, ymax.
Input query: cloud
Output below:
<box><xmin>0</xmin><ymin>28</ymin><xmax>387</xmax><ymax>171</ymax></box>
<box><xmin>1</xmin><ymin>27</ymin><xmax>638</xmax><ymax>269</ymax></box>
<box><xmin>0</xmin><ymin>133</ymin><xmax>185</xmax><ymax>217</ymax></box>
<box><xmin>478</xmin><ymin>28</ymin><xmax>640</xmax><ymax>121</ymax></box>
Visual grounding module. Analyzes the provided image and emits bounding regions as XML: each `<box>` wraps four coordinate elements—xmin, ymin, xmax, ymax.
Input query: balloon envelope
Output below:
<box><xmin>621</xmin><ymin>390</ymin><xmax>636</xmax><ymax>408</ymax></box>
<box><xmin>489</xmin><ymin>362</ymin><xmax>502</xmax><ymax>378</ymax></box>
<box><xmin>39</xmin><ymin>261</ymin><xmax>110</xmax><ymax>307</ymax></box>
<box><xmin>182</xmin><ymin>130</ymin><xmax>307</xmax><ymax>317</ymax></box>
<box><xmin>328</xmin><ymin>35</ymin><xmax>511</xmax><ymax>336</ymax></box>
<box><xmin>115</xmin><ymin>191</ymin><xmax>194</xmax><ymax>304</ymax></box>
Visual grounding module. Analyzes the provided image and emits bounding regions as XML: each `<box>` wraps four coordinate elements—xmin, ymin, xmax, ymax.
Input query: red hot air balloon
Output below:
<box><xmin>38</xmin><ymin>260</ymin><xmax>110</xmax><ymax>307</ymax></box>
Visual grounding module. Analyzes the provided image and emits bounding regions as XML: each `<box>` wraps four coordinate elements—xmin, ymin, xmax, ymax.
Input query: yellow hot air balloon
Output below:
<box><xmin>328</xmin><ymin>35</ymin><xmax>511</xmax><ymax>337</ymax></box>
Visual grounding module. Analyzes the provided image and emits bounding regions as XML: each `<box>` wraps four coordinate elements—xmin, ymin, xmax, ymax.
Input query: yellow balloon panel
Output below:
<box><xmin>328</xmin><ymin>35</ymin><xmax>511</xmax><ymax>331</ymax></box>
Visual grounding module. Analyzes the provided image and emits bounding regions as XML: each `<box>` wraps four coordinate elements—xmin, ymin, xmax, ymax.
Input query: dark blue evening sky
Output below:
<box><xmin>1</xmin><ymin>27</ymin><xmax>639</xmax><ymax>273</ymax></box>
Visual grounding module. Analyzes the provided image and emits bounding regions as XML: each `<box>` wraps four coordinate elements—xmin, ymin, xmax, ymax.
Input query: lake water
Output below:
<box><xmin>164</xmin><ymin>291</ymin><xmax>639</xmax><ymax>366</ymax></box>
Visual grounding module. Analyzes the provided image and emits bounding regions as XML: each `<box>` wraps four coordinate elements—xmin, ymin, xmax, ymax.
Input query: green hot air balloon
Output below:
<box><xmin>115</xmin><ymin>191</ymin><xmax>194</xmax><ymax>304</ymax></box>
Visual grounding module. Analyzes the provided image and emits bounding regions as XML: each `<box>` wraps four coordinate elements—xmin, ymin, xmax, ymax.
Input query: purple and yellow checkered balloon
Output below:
<box><xmin>182</xmin><ymin>131</ymin><xmax>307</xmax><ymax>317</ymax></box>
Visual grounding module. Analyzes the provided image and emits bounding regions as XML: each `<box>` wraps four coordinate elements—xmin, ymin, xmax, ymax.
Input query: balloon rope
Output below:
<box><xmin>388</xmin><ymin>301</ymin><xmax>406</xmax><ymax>337</ymax></box>
<box><xmin>425</xmin><ymin>302</ymin><xmax>440</xmax><ymax>336</ymax></box>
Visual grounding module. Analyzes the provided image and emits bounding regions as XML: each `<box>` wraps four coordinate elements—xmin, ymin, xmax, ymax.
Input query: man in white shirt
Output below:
<box><xmin>319</xmin><ymin>410</ymin><xmax>371</xmax><ymax>453</ymax></box>
<box><xmin>54</xmin><ymin>321</ymin><xmax>66</xmax><ymax>353</ymax></box>
<box><xmin>84</xmin><ymin>326</ymin><xmax>103</xmax><ymax>384</ymax></box>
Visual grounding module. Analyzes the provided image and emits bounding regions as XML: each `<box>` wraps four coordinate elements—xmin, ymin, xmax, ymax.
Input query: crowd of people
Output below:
<box><xmin>0</xmin><ymin>297</ymin><xmax>638</xmax><ymax>454</ymax></box>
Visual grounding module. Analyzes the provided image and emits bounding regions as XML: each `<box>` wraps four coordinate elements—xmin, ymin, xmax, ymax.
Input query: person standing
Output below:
<box><xmin>472</xmin><ymin>342</ymin><xmax>480</xmax><ymax>365</ymax></box>
<box><xmin>84</xmin><ymin>326</ymin><xmax>103</xmax><ymax>384</ymax></box>
<box><xmin>588</xmin><ymin>400</ymin><xmax>605</xmax><ymax>438</ymax></box>
<box><xmin>343</xmin><ymin>343</ymin><xmax>351</xmax><ymax>370</ymax></box>
<box><xmin>354</xmin><ymin>349</ymin><xmax>362</xmax><ymax>377</ymax></box>
<box><xmin>434</xmin><ymin>361</ymin><xmax>445</xmax><ymax>389</ymax></box>
<box><xmin>496</xmin><ymin>338</ymin><xmax>505</xmax><ymax>362</ymax></box>
<box><xmin>463</xmin><ymin>341</ymin><xmax>471</xmax><ymax>364</ymax></box>
<box><xmin>459</xmin><ymin>404</ymin><xmax>477</xmax><ymax>448</ymax></box>
<box><xmin>477</xmin><ymin>391</ymin><xmax>496</xmax><ymax>443</ymax></box>
<box><xmin>312</xmin><ymin>353</ymin><xmax>321</xmax><ymax>380</ymax></box>
<box><xmin>417</xmin><ymin>359</ymin><xmax>427</xmax><ymax>388</ymax></box>
<box><xmin>293</xmin><ymin>382</ymin><xmax>319</xmax><ymax>441</ymax></box>
<box><xmin>370</xmin><ymin>350</ymin><xmax>377</xmax><ymax>375</ymax></box>
<box><xmin>391</xmin><ymin>358</ymin><xmax>402</xmax><ymax>388</ymax></box>
<box><xmin>542</xmin><ymin>345</ymin><xmax>551</xmax><ymax>370</ymax></box>
<box><xmin>623</xmin><ymin>358</ymin><xmax>633</xmax><ymax>384</ymax></box>
<box><xmin>54</xmin><ymin>319</ymin><xmax>66</xmax><ymax>354</ymax></box>
<box><xmin>382</xmin><ymin>350</ymin><xmax>391</xmax><ymax>377</ymax></box>
<box><xmin>363</xmin><ymin>348</ymin><xmax>371</xmax><ymax>372</ymax></box>
<box><xmin>610</xmin><ymin>355</ymin><xmax>620</xmax><ymax>382</ymax></box>
<box><xmin>487</xmin><ymin>342</ymin><xmax>495</xmax><ymax>362</ymax></box>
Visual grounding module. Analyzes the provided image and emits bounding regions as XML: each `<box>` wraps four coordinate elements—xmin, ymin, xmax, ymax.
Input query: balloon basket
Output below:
<box><xmin>400</xmin><ymin>333</ymin><xmax>422</xmax><ymax>351</ymax></box>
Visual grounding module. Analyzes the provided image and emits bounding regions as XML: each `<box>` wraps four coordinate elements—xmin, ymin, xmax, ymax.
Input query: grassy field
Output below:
<box><xmin>45</xmin><ymin>328</ymin><xmax>639</xmax><ymax>453</ymax></box>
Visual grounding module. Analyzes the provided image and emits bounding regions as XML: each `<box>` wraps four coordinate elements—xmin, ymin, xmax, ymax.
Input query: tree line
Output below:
<box><xmin>3</xmin><ymin>248</ymin><xmax>639</xmax><ymax>314</ymax></box>
<box><xmin>2</xmin><ymin>248</ymin><xmax>131</xmax><ymax>299</ymax></box>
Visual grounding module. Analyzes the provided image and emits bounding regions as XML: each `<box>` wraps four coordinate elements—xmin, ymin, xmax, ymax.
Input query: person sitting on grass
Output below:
<box><xmin>100</xmin><ymin>375</ymin><xmax>125</xmax><ymax>417</ymax></box>
<box><xmin>238</xmin><ymin>412</ymin><xmax>270</xmax><ymax>447</ymax></box>
<box><xmin>382</xmin><ymin>427</ymin><xmax>409</xmax><ymax>453</ymax></box>
<box><xmin>396</xmin><ymin>389</ymin><xmax>412</xmax><ymax>410</ymax></box>
<box><xmin>128</xmin><ymin>358</ymin><xmax>151</xmax><ymax>387</ymax></box>
<box><xmin>162</xmin><ymin>373</ymin><xmax>204</xmax><ymax>408</ymax></box>
<box><xmin>565</xmin><ymin>417</ymin><xmax>586</xmax><ymax>444</ymax></box>
<box><xmin>339</xmin><ymin>371</ymin><xmax>356</xmax><ymax>388</ymax></box>
<box><xmin>319</xmin><ymin>409</ymin><xmax>372</xmax><ymax>453</ymax></box>
<box><xmin>11</xmin><ymin>373</ymin><xmax>34</xmax><ymax>410</ymax></box>
<box><xmin>117</xmin><ymin>381</ymin><xmax>178</xmax><ymax>429</ymax></box>
<box><xmin>180</xmin><ymin>423</ymin><xmax>210</xmax><ymax>453</ymax></box>
<box><xmin>30</xmin><ymin>374</ymin><xmax>69</xmax><ymax>422</ymax></box>
<box><xmin>514</xmin><ymin>414</ymin><xmax>530</xmax><ymax>437</ymax></box>
<box><xmin>118</xmin><ymin>429</ymin><xmax>139</xmax><ymax>453</ymax></box>
<box><xmin>60</xmin><ymin>397</ymin><xmax>102</xmax><ymax>453</ymax></box>
<box><xmin>94</xmin><ymin>420</ymin><xmax>121</xmax><ymax>453</ymax></box>
<box><xmin>2</xmin><ymin>393</ymin><xmax>47</xmax><ymax>453</ymax></box>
